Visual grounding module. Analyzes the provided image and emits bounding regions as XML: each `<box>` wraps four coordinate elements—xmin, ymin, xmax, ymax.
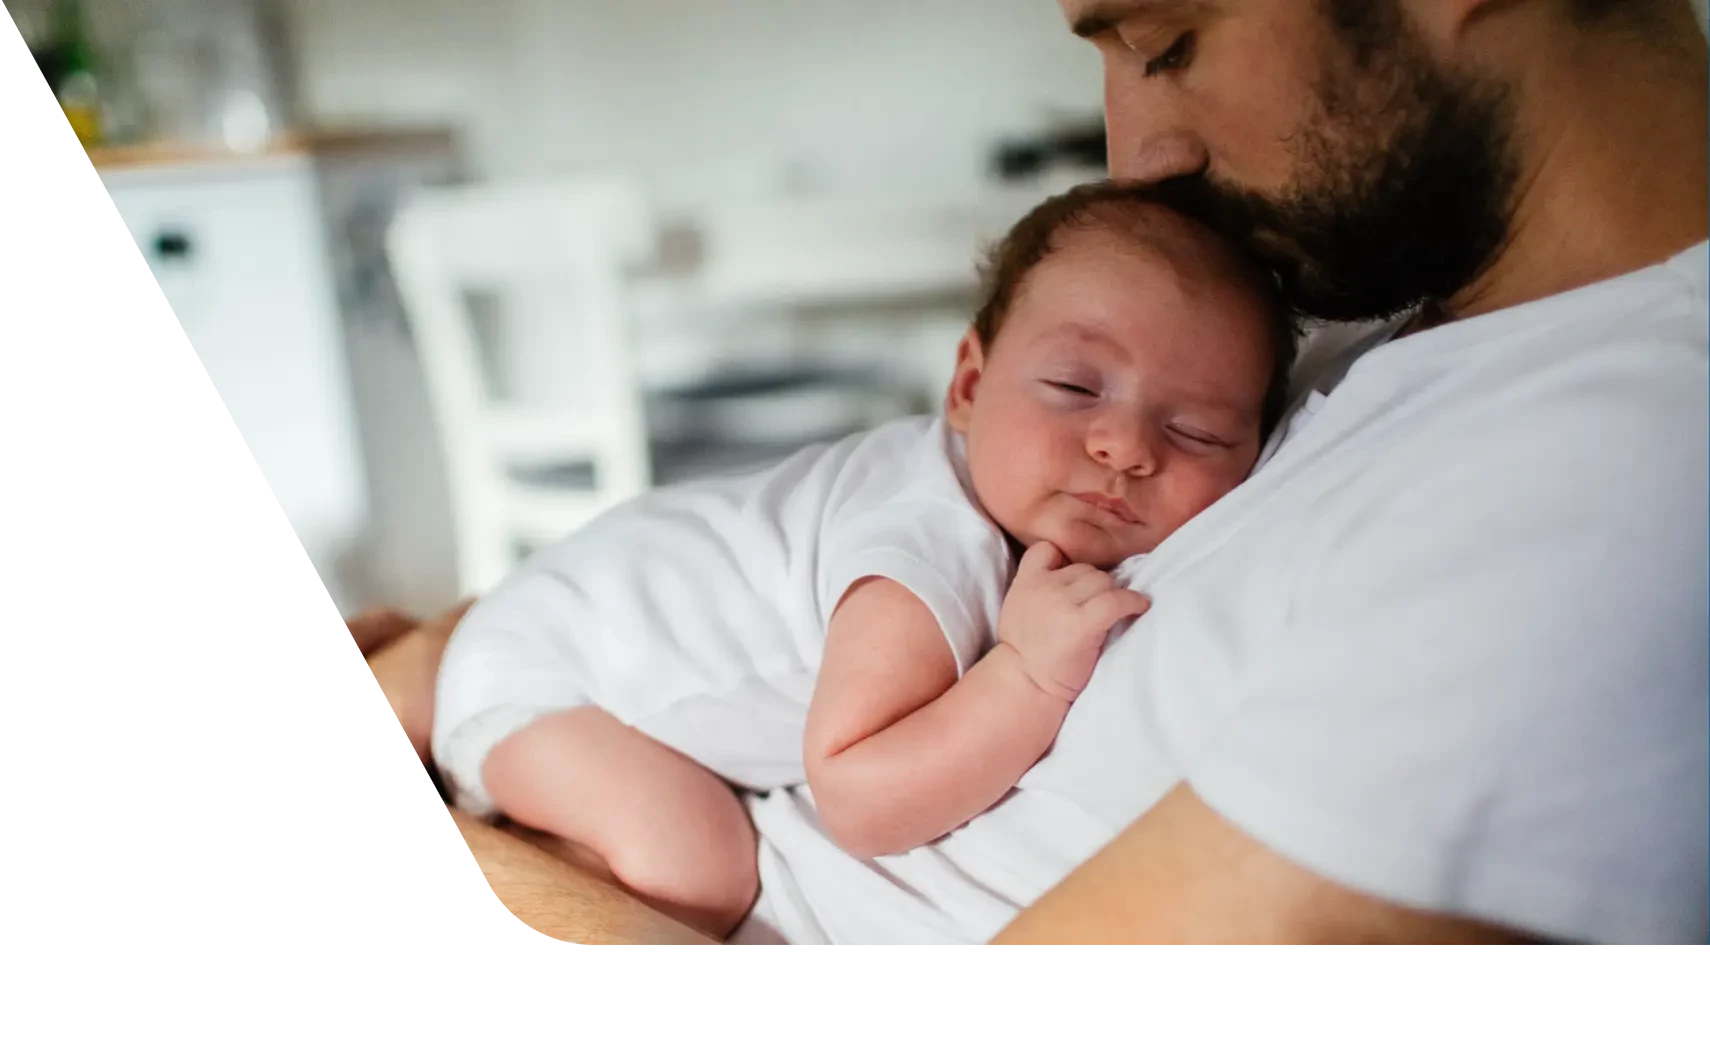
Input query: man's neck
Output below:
<box><xmin>1447</xmin><ymin>14</ymin><xmax>1709</xmax><ymax>323</ymax></box>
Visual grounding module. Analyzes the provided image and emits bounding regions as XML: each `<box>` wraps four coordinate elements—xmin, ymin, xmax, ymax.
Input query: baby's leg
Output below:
<box><xmin>482</xmin><ymin>708</ymin><xmax>758</xmax><ymax>939</ymax></box>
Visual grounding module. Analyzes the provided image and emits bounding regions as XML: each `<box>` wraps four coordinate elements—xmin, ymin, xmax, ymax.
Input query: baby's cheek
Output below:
<box><xmin>968</xmin><ymin>437</ymin><xmax>1036</xmax><ymax>530</ymax></box>
<box><xmin>1157</xmin><ymin>468</ymin><xmax>1239</xmax><ymax>532</ymax></box>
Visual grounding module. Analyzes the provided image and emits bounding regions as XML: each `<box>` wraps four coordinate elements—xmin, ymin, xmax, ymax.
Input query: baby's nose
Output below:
<box><xmin>1088</xmin><ymin>424</ymin><xmax>1156</xmax><ymax>475</ymax></box>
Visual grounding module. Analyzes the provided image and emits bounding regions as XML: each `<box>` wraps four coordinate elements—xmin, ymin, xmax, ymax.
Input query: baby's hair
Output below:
<box><xmin>971</xmin><ymin>180</ymin><xmax>1300</xmax><ymax>439</ymax></box>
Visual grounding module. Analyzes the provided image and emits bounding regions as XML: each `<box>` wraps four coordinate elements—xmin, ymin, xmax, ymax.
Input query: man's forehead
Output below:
<box><xmin>1057</xmin><ymin>0</ymin><xmax>1222</xmax><ymax>36</ymax></box>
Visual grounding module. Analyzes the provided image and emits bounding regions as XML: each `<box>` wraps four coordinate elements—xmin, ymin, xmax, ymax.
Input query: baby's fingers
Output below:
<box><xmin>1017</xmin><ymin>540</ymin><xmax>1067</xmax><ymax>579</ymax></box>
<box><xmin>1058</xmin><ymin>567</ymin><xmax>1116</xmax><ymax>603</ymax></box>
<box><xmin>1080</xmin><ymin>588</ymin><xmax>1152</xmax><ymax>631</ymax></box>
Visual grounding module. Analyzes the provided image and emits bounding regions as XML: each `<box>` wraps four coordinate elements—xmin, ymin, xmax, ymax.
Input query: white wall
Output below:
<box><xmin>284</xmin><ymin>0</ymin><xmax>1710</xmax><ymax>194</ymax></box>
<box><xmin>284</xmin><ymin>0</ymin><xmax>1103</xmax><ymax>194</ymax></box>
<box><xmin>20</xmin><ymin>0</ymin><xmax>1705</xmax><ymax>179</ymax></box>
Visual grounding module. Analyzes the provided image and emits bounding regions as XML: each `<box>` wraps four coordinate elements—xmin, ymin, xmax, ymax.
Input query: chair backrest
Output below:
<box><xmin>388</xmin><ymin>178</ymin><xmax>656</xmax><ymax>594</ymax></box>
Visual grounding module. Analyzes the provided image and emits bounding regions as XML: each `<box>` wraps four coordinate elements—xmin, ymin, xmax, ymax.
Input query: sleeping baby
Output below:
<box><xmin>431</xmin><ymin>180</ymin><xmax>1297</xmax><ymax>938</ymax></box>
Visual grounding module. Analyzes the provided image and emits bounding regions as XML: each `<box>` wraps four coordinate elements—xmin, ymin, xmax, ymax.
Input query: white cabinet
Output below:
<box><xmin>97</xmin><ymin>135</ymin><xmax>458</xmax><ymax>613</ymax></box>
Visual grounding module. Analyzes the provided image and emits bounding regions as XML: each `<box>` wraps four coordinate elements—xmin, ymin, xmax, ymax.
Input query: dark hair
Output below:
<box><xmin>1571</xmin><ymin>0</ymin><xmax>1693</xmax><ymax>49</ymax></box>
<box><xmin>971</xmin><ymin>180</ymin><xmax>1300</xmax><ymax>440</ymax></box>
<box><xmin>1328</xmin><ymin>0</ymin><xmax>1675</xmax><ymax>52</ymax></box>
<box><xmin>1567</xmin><ymin>0</ymin><xmax>1664</xmax><ymax>23</ymax></box>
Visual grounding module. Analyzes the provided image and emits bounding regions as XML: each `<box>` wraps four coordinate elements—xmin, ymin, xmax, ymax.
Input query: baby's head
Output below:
<box><xmin>946</xmin><ymin>181</ymin><xmax>1297</xmax><ymax>569</ymax></box>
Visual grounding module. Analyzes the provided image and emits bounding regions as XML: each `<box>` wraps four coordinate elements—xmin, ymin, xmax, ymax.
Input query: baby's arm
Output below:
<box><xmin>804</xmin><ymin>541</ymin><xmax>1150</xmax><ymax>859</ymax></box>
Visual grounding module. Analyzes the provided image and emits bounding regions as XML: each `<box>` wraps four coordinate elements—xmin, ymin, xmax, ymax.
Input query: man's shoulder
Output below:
<box><xmin>1315</xmin><ymin>253</ymin><xmax>1704</xmax><ymax>473</ymax></box>
<box><xmin>1239</xmin><ymin>253</ymin><xmax>1708</xmax><ymax>608</ymax></box>
<box><xmin>1287</xmin><ymin>242</ymin><xmax>1707</xmax><ymax>408</ymax></box>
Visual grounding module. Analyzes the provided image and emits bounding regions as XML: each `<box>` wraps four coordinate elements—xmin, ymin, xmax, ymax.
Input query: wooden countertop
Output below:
<box><xmin>88</xmin><ymin>126</ymin><xmax>458</xmax><ymax>171</ymax></box>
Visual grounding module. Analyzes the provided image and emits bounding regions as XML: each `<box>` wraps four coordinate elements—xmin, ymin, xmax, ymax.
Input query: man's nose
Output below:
<box><xmin>1103</xmin><ymin>66</ymin><xmax>1207</xmax><ymax>182</ymax></box>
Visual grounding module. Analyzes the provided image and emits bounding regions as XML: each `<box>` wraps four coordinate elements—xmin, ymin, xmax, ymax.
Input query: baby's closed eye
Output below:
<box><xmin>1046</xmin><ymin>380</ymin><xmax>1099</xmax><ymax>398</ymax></box>
<box><xmin>1165</xmin><ymin>424</ymin><xmax>1230</xmax><ymax>449</ymax></box>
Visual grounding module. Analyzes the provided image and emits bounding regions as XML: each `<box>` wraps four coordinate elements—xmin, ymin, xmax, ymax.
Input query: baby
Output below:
<box><xmin>431</xmin><ymin>181</ymin><xmax>1295</xmax><ymax>938</ymax></box>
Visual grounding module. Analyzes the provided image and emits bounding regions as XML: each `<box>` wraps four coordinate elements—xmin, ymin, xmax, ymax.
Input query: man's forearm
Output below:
<box><xmin>991</xmin><ymin>785</ymin><xmax>1530</xmax><ymax>944</ymax></box>
<box><xmin>449</xmin><ymin>809</ymin><xmax>714</xmax><ymax>945</ymax></box>
<box><xmin>809</xmin><ymin>645</ymin><xmax>1069</xmax><ymax>858</ymax></box>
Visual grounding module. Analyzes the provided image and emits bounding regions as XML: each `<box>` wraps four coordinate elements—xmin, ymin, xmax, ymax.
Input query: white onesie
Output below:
<box><xmin>431</xmin><ymin>415</ymin><xmax>1016</xmax><ymax>814</ymax></box>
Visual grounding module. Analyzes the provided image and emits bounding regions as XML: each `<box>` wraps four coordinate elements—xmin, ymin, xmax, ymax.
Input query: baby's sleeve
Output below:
<box><xmin>430</xmin><ymin>561</ymin><xmax>601</xmax><ymax>815</ymax></box>
<box><xmin>817</xmin><ymin>499</ymin><xmax>1014</xmax><ymax>676</ymax></box>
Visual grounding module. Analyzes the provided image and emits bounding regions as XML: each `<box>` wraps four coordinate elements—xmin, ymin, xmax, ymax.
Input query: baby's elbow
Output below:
<box><xmin>805</xmin><ymin>763</ymin><xmax>892</xmax><ymax>861</ymax></box>
<box><xmin>819</xmin><ymin>808</ymin><xmax>891</xmax><ymax>862</ymax></box>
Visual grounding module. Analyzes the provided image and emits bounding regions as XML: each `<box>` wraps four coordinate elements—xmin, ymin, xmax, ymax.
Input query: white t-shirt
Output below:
<box><xmin>745</xmin><ymin>243</ymin><xmax>1710</xmax><ymax>945</ymax></box>
<box><xmin>431</xmin><ymin>416</ymin><xmax>1015</xmax><ymax>812</ymax></box>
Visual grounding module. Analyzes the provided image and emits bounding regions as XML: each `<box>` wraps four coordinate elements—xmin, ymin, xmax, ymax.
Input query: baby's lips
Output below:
<box><xmin>1069</xmin><ymin>491</ymin><xmax>1143</xmax><ymax>524</ymax></box>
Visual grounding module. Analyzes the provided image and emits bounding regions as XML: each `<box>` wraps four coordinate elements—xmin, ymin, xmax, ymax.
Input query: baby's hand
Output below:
<box><xmin>996</xmin><ymin>541</ymin><xmax>1152</xmax><ymax>703</ymax></box>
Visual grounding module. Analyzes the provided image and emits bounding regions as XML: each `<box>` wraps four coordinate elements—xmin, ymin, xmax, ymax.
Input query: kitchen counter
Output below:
<box><xmin>87</xmin><ymin>126</ymin><xmax>458</xmax><ymax>173</ymax></box>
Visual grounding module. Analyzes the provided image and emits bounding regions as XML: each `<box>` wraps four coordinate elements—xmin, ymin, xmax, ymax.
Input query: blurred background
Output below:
<box><xmin>10</xmin><ymin>0</ymin><xmax>1109</xmax><ymax>616</ymax></box>
<box><xmin>28</xmin><ymin>1</ymin><xmax>1701</xmax><ymax>619</ymax></box>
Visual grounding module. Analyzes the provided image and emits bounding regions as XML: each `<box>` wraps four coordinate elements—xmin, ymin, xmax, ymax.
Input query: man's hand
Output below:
<box><xmin>997</xmin><ymin>541</ymin><xmax>1152</xmax><ymax>702</ymax></box>
<box><xmin>354</xmin><ymin>599</ymin><xmax>476</xmax><ymax>761</ymax></box>
<box><xmin>345</xmin><ymin>607</ymin><xmax>420</xmax><ymax>658</ymax></box>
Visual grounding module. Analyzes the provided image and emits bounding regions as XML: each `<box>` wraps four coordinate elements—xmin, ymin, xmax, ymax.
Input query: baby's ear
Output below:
<box><xmin>944</xmin><ymin>328</ymin><xmax>987</xmax><ymax>433</ymax></box>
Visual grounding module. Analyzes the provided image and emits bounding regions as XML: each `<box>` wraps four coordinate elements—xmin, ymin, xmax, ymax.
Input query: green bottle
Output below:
<box><xmin>53</xmin><ymin>0</ymin><xmax>103</xmax><ymax>148</ymax></box>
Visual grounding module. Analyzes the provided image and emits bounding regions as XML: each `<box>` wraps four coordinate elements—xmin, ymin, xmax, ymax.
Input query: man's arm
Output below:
<box><xmin>992</xmin><ymin>784</ymin><xmax>1527</xmax><ymax>944</ymax></box>
<box><xmin>346</xmin><ymin>607</ymin><xmax>422</xmax><ymax>658</ymax></box>
<box><xmin>449</xmin><ymin>810</ymin><xmax>714</xmax><ymax>945</ymax></box>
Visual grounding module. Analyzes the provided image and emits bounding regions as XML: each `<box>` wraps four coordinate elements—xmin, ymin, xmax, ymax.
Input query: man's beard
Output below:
<box><xmin>1162</xmin><ymin>3</ymin><xmax>1521</xmax><ymax>323</ymax></box>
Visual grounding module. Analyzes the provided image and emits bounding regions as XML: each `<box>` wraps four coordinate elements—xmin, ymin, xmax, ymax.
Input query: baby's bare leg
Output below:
<box><xmin>483</xmin><ymin>708</ymin><xmax>759</xmax><ymax>939</ymax></box>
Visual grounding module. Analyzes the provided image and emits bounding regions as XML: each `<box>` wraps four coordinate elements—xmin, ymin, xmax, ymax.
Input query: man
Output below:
<box><xmin>996</xmin><ymin>0</ymin><xmax>1707</xmax><ymax>943</ymax></box>
<box><xmin>363</xmin><ymin>0</ymin><xmax>1707</xmax><ymax>943</ymax></box>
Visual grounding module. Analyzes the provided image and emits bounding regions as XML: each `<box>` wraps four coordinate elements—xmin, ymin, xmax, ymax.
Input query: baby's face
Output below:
<box><xmin>947</xmin><ymin>226</ymin><xmax>1275</xmax><ymax>569</ymax></box>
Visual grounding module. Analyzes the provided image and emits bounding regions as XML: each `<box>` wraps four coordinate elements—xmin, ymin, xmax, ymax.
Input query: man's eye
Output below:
<box><xmin>1048</xmin><ymin>381</ymin><xmax>1098</xmax><ymax>397</ymax></box>
<box><xmin>1143</xmin><ymin>32</ymin><xmax>1196</xmax><ymax>77</ymax></box>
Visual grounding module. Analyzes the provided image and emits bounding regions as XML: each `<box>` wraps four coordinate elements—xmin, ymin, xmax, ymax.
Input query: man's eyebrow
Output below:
<box><xmin>1068</xmin><ymin>1</ymin><xmax>1214</xmax><ymax>39</ymax></box>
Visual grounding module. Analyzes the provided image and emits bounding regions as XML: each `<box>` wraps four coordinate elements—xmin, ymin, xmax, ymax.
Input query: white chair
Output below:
<box><xmin>387</xmin><ymin>178</ymin><xmax>655</xmax><ymax>596</ymax></box>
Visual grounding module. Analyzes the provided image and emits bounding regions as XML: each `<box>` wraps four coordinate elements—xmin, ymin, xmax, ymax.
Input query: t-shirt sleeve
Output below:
<box><xmin>817</xmin><ymin>498</ymin><xmax>1014</xmax><ymax>677</ymax></box>
<box><xmin>1184</xmin><ymin>375</ymin><xmax>1709</xmax><ymax>944</ymax></box>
